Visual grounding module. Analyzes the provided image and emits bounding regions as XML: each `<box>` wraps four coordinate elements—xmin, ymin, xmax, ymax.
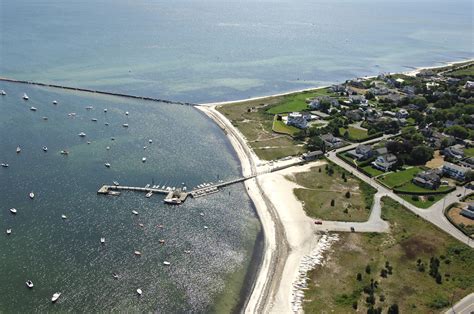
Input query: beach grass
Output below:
<box><xmin>303</xmin><ymin>197</ymin><xmax>474</xmax><ymax>313</ymax></box>
<box><xmin>289</xmin><ymin>163</ymin><xmax>376</xmax><ymax>222</ymax></box>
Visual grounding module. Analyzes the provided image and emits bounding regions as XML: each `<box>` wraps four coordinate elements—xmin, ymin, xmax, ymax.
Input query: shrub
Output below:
<box><xmin>428</xmin><ymin>195</ymin><xmax>435</xmax><ymax>201</ymax></box>
<box><xmin>345</xmin><ymin>191</ymin><xmax>351</xmax><ymax>198</ymax></box>
<box><xmin>412</xmin><ymin>195</ymin><xmax>419</xmax><ymax>201</ymax></box>
<box><xmin>365</xmin><ymin>265</ymin><xmax>371</xmax><ymax>274</ymax></box>
<box><xmin>356</xmin><ymin>273</ymin><xmax>362</xmax><ymax>281</ymax></box>
<box><xmin>331</xmin><ymin>199</ymin><xmax>335</xmax><ymax>206</ymax></box>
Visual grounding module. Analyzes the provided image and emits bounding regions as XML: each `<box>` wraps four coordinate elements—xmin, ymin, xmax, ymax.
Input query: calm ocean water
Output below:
<box><xmin>0</xmin><ymin>81</ymin><xmax>260</xmax><ymax>312</ymax></box>
<box><xmin>0</xmin><ymin>0</ymin><xmax>472</xmax><ymax>103</ymax></box>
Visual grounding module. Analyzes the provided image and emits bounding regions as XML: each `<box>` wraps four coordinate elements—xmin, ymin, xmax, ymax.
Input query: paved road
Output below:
<box><xmin>445</xmin><ymin>293</ymin><xmax>474</xmax><ymax>314</ymax></box>
<box><xmin>326</xmin><ymin>139</ymin><xmax>473</xmax><ymax>248</ymax></box>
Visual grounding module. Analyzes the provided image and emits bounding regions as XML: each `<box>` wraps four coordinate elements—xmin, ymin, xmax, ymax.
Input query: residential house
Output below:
<box><xmin>309</xmin><ymin>96</ymin><xmax>339</xmax><ymax>110</ymax></box>
<box><xmin>460</xmin><ymin>202</ymin><xmax>474</xmax><ymax>220</ymax></box>
<box><xmin>369</xmin><ymin>86</ymin><xmax>390</xmax><ymax>96</ymax></box>
<box><xmin>329</xmin><ymin>84</ymin><xmax>347</xmax><ymax>93</ymax></box>
<box><xmin>426</xmin><ymin>82</ymin><xmax>440</xmax><ymax>90</ymax></box>
<box><xmin>412</xmin><ymin>169</ymin><xmax>442</xmax><ymax>190</ymax></box>
<box><xmin>287</xmin><ymin>112</ymin><xmax>308</xmax><ymax>129</ymax></box>
<box><xmin>345</xmin><ymin>109</ymin><xmax>364</xmax><ymax>121</ymax></box>
<box><xmin>459</xmin><ymin>157</ymin><xmax>474</xmax><ymax>169</ymax></box>
<box><xmin>349</xmin><ymin>95</ymin><xmax>368</xmax><ymax>105</ymax></box>
<box><xmin>374</xmin><ymin>147</ymin><xmax>388</xmax><ymax>156</ymax></box>
<box><xmin>442</xmin><ymin>162</ymin><xmax>469</xmax><ymax>181</ymax></box>
<box><xmin>396</xmin><ymin>109</ymin><xmax>409</xmax><ymax>119</ymax></box>
<box><xmin>464</xmin><ymin>81</ymin><xmax>474</xmax><ymax>90</ymax></box>
<box><xmin>320</xmin><ymin>133</ymin><xmax>343</xmax><ymax>149</ymax></box>
<box><xmin>302</xmin><ymin>150</ymin><xmax>323</xmax><ymax>161</ymax></box>
<box><xmin>347</xmin><ymin>145</ymin><xmax>374</xmax><ymax>161</ymax></box>
<box><xmin>383</xmin><ymin>110</ymin><xmax>396</xmax><ymax>118</ymax></box>
<box><xmin>443</xmin><ymin>144</ymin><xmax>465</xmax><ymax>160</ymax></box>
<box><xmin>372</xmin><ymin>154</ymin><xmax>397</xmax><ymax>172</ymax></box>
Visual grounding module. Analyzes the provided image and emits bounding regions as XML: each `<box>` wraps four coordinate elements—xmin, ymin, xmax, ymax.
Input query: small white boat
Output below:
<box><xmin>30</xmin><ymin>107</ymin><xmax>37</xmax><ymax>111</ymax></box>
<box><xmin>43</xmin><ymin>116</ymin><xmax>48</xmax><ymax>120</ymax></box>
<box><xmin>0</xmin><ymin>90</ymin><xmax>6</xmax><ymax>95</ymax></box>
<box><xmin>104</xmin><ymin>163</ymin><xmax>111</xmax><ymax>168</ymax></box>
<box><xmin>78</xmin><ymin>132</ymin><xmax>86</xmax><ymax>137</ymax></box>
<box><xmin>85</xmin><ymin>106</ymin><xmax>93</xmax><ymax>110</ymax></box>
<box><xmin>112</xmin><ymin>272</ymin><xmax>119</xmax><ymax>279</ymax></box>
<box><xmin>103</xmin><ymin>109</ymin><xmax>107</xmax><ymax>112</ymax></box>
<box><xmin>68</xmin><ymin>112</ymin><xmax>76</xmax><ymax>117</ymax></box>
<box><xmin>91</xmin><ymin>118</ymin><xmax>98</xmax><ymax>122</ymax></box>
<box><xmin>87</xmin><ymin>141</ymin><xmax>91</xmax><ymax>145</ymax></box>
<box><xmin>163</xmin><ymin>261</ymin><xmax>171</xmax><ymax>266</ymax></box>
<box><xmin>26</xmin><ymin>280</ymin><xmax>34</xmax><ymax>288</ymax></box>
<box><xmin>142</xmin><ymin>157</ymin><xmax>146</xmax><ymax>162</ymax></box>
<box><xmin>125</xmin><ymin>111</ymin><xmax>129</xmax><ymax>116</ymax></box>
<box><xmin>6</xmin><ymin>229</ymin><xmax>12</xmax><ymax>235</ymax></box>
<box><xmin>136</xmin><ymin>288</ymin><xmax>142</xmax><ymax>296</ymax></box>
<box><xmin>184</xmin><ymin>250</ymin><xmax>191</xmax><ymax>254</ymax></box>
<box><xmin>29</xmin><ymin>192</ymin><xmax>35</xmax><ymax>199</ymax></box>
<box><xmin>113</xmin><ymin>181</ymin><xmax>120</xmax><ymax>186</ymax></box>
<box><xmin>111</xmin><ymin>137</ymin><xmax>115</xmax><ymax>141</ymax></box>
<box><xmin>132</xmin><ymin>210</ymin><xmax>138</xmax><ymax>215</ymax></box>
<box><xmin>145</xmin><ymin>191</ymin><xmax>153</xmax><ymax>198</ymax></box>
<box><xmin>42</xmin><ymin>146</ymin><xmax>48</xmax><ymax>152</ymax></box>
<box><xmin>53</xmin><ymin>100</ymin><xmax>58</xmax><ymax>105</ymax></box>
<box><xmin>199</xmin><ymin>212</ymin><xmax>204</xmax><ymax>216</ymax></box>
<box><xmin>148</xmin><ymin>139</ymin><xmax>152</xmax><ymax>144</ymax></box>
<box><xmin>134</xmin><ymin>250</ymin><xmax>141</xmax><ymax>256</ymax></box>
<box><xmin>1</xmin><ymin>163</ymin><xmax>9</xmax><ymax>168</ymax></box>
<box><xmin>100</xmin><ymin>237</ymin><xmax>105</xmax><ymax>244</ymax></box>
<box><xmin>60</xmin><ymin>150</ymin><xmax>69</xmax><ymax>155</ymax></box>
<box><xmin>61</xmin><ymin>214</ymin><xmax>67</xmax><ymax>219</ymax></box>
<box><xmin>204</xmin><ymin>226</ymin><xmax>208</xmax><ymax>230</ymax></box>
<box><xmin>23</xmin><ymin>93</ymin><xmax>29</xmax><ymax>100</ymax></box>
<box><xmin>159</xmin><ymin>239</ymin><xmax>165</xmax><ymax>244</ymax></box>
<box><xmin>106</xmin><ymin>146</ymin><xmax>110</xmax><ymax>150</ymax></box>
<box><xmin>122</xmin><ymin>123</ymin><xmax>129</xmax><ymax>128</ymax></box>
<box><xmin>10</xmin><ymin>208</ymin><xmax>17</xmax><ymax>214</ymax></box>
<box><xmin>16</xmin><ymin>146</ymin><xmax>21</xmax><ymax>153</ymax></box>
<box><xmin>143</xmin><ymin>146</ymin><xmax>147</xmax><ymax>150</ymax></box>
<box><xmin>51</xmin><ymin>292</ymin><xmax>61</xmax><ymax>303</ymax></box>
<box><xmin>145</xmin><ymin>184</ymin><xmax>150</xmax><ymax>188</ymax></box>
<box><xmin>105</xmin><ymin>122</ymin><xmax>109</xmax><ymax>126</ymax></box>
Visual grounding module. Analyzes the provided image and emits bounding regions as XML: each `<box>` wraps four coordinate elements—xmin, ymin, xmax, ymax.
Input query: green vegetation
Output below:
<box><xmin>289</xmin><ymin>163</ymin><xmax>376</xmax><ymax>222</ymax></box>
<box><xmin>303</xmin><ymin>197</ymin><xmax>474</xmax><ymax>313</ymax></box>
<box><xmin>339</xmin><ymin>126</ymin><xmax>369</xmax><ymax>141</ymax></box>
<box><xmin>266</xmin><ymin>88</ymin><xmax>332</xmax><ymax>114</ymax></box>
<box><xmin>377</xmin><ymin>167</ymin><xmax>422</xmax><ymax>188</ymax></box>
<box><xmin>362</xmin><ymin>165</ymin><xmax>384</xmax><ymax>177</ymax></box>
<box><xmin>464</xmin><ymin>147</ymin><xmax>474</xmax><ymax>158</ymax></box>
<box><xmin>272</xmin><ymin>118</ymin><xmax>300</xmax><ymax>136</ymax></box>
<box><xmin>400</xmin><ymin>194</ymin><xmax>443</xmax><ymax>209</ymax></box>
<box><xmin>446</xmin><ymin>64</ymin><xmax>474</xmax><ymax>78</ymax></box>
<box><xmin>395</xmin><ymin>182</ymin><xmax>453</xmax><ymax>194</ymax></box>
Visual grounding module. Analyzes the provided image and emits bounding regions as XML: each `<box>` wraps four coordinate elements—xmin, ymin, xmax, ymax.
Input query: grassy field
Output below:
<box><xmin>303</xmin><ymin>197</ymin><xmax>474</xmax><ymax>313</ymax></box>
<box><xmin>395</xmin><ymin>182</ymin><xmax>453</xmax><ymax>194</ymax></box>
<box><xmin>362</xmin><ymin>165</ymin><xmax>384</xmax><ymax>177</ymax></box>
<box><xmin>289</xmin><ymin>163</ymin><xmax>376</xmax><ymax>222</ymax></box>
<box><xmin>400</xmin><ymin>194</ymin><xmax>443</xmax><ymax>209</ymax></box>
<box><xmin>377</xmin><ymin>167</ymin><xmax>422</xmax><ymax>188</ymax></box>
<box><xmin>216</xmin><ymin>97</ymin><xmax>306</xmax><ymax>160</ymax></box>
<box><xmin>339</xmin><ymin>126</ymin><xmax>369</xmax><ymax>141</ymax></box>
<box><xmin>447</xmin><ymin>64</ymin><xmax>474</xmax><ymax>78</ymax></box>
<box><xmin>464</xmin><ymin>147</ymin><xmax>474</xmax><ymax>157</ymax></box>
<box><xmin>266</xmin><ymin>88</ymin><xmax>333</xmax><ymax>114</ymax></box>
<box><xmin>272</xmin><ymin>118</ymin><xmax>300</xmax><ymax>136</ymax></box>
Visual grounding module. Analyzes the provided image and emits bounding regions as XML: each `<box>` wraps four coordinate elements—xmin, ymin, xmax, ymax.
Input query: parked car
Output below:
<box><xmin>314</xmin><ymin>220</ymin><xmax>323</xmax><ymax>225</ymax></box>
<box><xmin>350</xmin><ymin>226</ymin><xmax>355</xmax><ymax>232</ymax></box>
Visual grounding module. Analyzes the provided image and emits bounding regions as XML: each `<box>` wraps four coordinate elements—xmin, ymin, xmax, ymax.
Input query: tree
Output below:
<box><xmin>365</xmin><ymin>91</ymin><xmax>375</xmax><ymax>100</ymax></box>
<box><xmin>307</xmin><ymin>136</ymin><xmax>326</xmax><ymax>152</ymax></box>
<box><xmin>365</xmin><ymin>265</ymin><xmax>371</xmax><ymax>274</ymax></box>
<box><xmin>446</xmin><ymin>125</ymin><xmax>469</xmax><ymax>139</ymax></box>
<box><xmin>435</xmin><ymin>273</ymin><xmax>442</xmax><ymax>284</ymax></box>
<box><xmin>330</xmin><ymin>199</ymin><xmax>335</xmax><ymax>206</ymax></box>
<box><xmin>465</xmin><ymin>171</ymin><xmax>474</xmax><ymax>182</ymax></box>
<box><xmin>345</xmin><ymin>191</ymin><xmax>351</xmax><ymax>198</ymax></box>
<box><xmin>388</xmin><ymin>304</ymin><xmax>399</xmax><ymax>314</ymax></box>
<box><xmin>380</xmin><ymin>269</ymin><xmax>388</xmax><ymax>278</ymax></box>
<box><xmin>357</xmin><ymin>273</ymin><xmax>362</xmax><ymax>281</ymax></box>
<box><xmin>409</xmin><ymin>145</ymin><xmax>434</xmax><ymax>165</ymax></box>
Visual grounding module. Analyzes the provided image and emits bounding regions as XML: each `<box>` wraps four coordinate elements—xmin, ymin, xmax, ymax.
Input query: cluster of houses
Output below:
<box><xmin>347</xmin><ymin>144</ymin><xmax>399</xmax><ymax>172</ymax></box>
<box><xmin>285</xmin><ymin>112</ymin><xmax>319</xmax><ymax>129</ymax></box>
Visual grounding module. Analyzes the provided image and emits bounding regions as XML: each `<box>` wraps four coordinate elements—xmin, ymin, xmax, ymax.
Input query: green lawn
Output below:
<box><xmin>395</xmin><ymin>182</ymin><xmax>454</xmax><ymax>194</ymax></box>
<box><xmin>304</xmin><ymin>197</ymin><xmax>474</xmax><ymax>313</ymax></box>
<box><xmin>464</xmin><ymin>147</ymin><xmax>474</xmax><ymax>158</ymax></box>
<box><xmin>400</xmin><ymin>194</ymin><xmax>444</xmax><ymax>209</ymax></box>
<box><xmin>377</xmin><ymin>167</ymin><xmax>423</xmax><ymax>188</ymax></box>
<box><xmin>362</xmin><ymin>165</ymin><xmax>384</xmax><ymax>177</ymax></box>
<box><xmin>266</xmin><ymin>88</ymin><xmax>333</xmax><ymax>114</ymax></box>
<box><xmin>272</xmin><ymin>118</ymin><xmax>300</xmax><ymax>136</ymax></box>
<box><xmin>447</xmin><ymin>64</ymin><xmax>474</xmax><ymax>78</ymax></box>
<box><xmin>290</xmin><ymin>163</ymin><xmax>376</xmax><ymax>222</ymax></box>
<box><xmin>339</xmin><ymin>127</ymin><xmax>369</xmax><ymax>141</ymax></box>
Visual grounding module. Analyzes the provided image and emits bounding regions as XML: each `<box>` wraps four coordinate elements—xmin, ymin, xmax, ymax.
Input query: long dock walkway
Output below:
<box><xmin>0</xmin><ymin>77</ymin><xmax>197</xmax><ymax>106</ymax></box>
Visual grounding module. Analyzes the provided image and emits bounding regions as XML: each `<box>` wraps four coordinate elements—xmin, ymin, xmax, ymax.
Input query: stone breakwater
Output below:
<box><xmin>291</xmin><ymin>234</ymin><xmax>339</xmax><ymax>313</ymax></box>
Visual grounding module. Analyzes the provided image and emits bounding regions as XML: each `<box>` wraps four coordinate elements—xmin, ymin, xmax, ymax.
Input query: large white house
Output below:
<box><xmin>286</xmin><ymin>112</ymin><xmax>308</xmax><ymax>129</ymax></box>
<box><xmin>372</xmin><ymin>154</ymin><xmax>397</xmax><ymax>171</ymax></box>
<box><xmin>442</xmin><ymin>162</ymin><xmax>469</xmax><ymax>181</ymax></box>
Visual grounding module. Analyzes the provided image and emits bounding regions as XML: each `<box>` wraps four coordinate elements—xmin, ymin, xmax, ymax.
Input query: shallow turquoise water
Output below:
<box><xmin>0</xmin><ymin>81</ymin><xmax>260</xmax><ymax>312</ymax></box>
<box><xmin>1</xmin><ymin>0</ymin><xmax>472</xmax><ymax>102</ymax></box>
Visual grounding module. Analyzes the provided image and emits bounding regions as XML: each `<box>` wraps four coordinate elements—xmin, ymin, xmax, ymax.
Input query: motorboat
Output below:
<box><xmin>164</xmin><ymin>198</ymin><xmax>181</xmax><ymax>205</ymax></box>
<box><xmin>68</xmin><ymin>113</ymin><xmax>76</xmax><ymax>117</ymax></box>
<box><xmin>199</xmin><ymin>212</ymin><xmax>204</xmax><ymax>216</ymax></box>
<box><xmin>105</xmin><ymin>122</ymin><xmax>109</xmax><ymax>126</ymax></box>
<box><xmin>142</xmin><ymin>157</ymin><xmax>146</xmax><ymax>162</ymax></box>
<box><xmin>30</xmin><ymin>107</ymin><xmax>37</xmax><ymax>111</ymax></box>
<box><xmin>106</xmin><ymin>146</ymin><xmax>110</xmax><ymax>150</ymax></box>
<box><xmin>132</xmin><ymin>210</ymin><xmax>138</xmax><ymax>215</ymax></box>
<box><xmin>42</xmin><ymin>146</ymin><xmax>48</xmax><ymax>152</ymax></box>
<box><xmin>85</xmin><ymin>106</ymin><xmax>93</xmax><ymax>110</ymax></box>
<box><xmin>138</xmin><ymin>223</ymin><xmax>144</xmax><ymax>228</ymax></box>
<box><xmin>163</xmin><ymin>261</ymin><xmax>171</xmax><ymax>266</ymax></box>
<box><xmin>16</xmin><ymin>146</ymin><xmax>21</xmax><ymax>153</ymax></box>
<box><xmin>148</xmin><ymin>139</ymin><xmax>152</xmax><ymax>144</ymax></box>
<box><xmin>100</xmin><ymin>237</ymin><xmax>106</xmax><ymax>244</ymax></box>
<box><xmin>143</xmin><ymin>146</ymin><xmax>147</xmax><ymax>150</ymax></box>
<box><xmin>23</xmin><ymin>93</ymin><xmax>29</xmax><ymax>100</ymax></box>
<box><xmin>204</xmin><ymin>226</ymin><xmax>209</xmax><ymax>230</ymax></box>
<box><xmin>10</xmin><ymin>208</ymin><xmax>17</xmax><ymax>214</ymax></box>
<box><xmin>145</xmin><ymin>191</ymin><xmax>153</xmax><ymax>198</ymax></box>
<box><xmin>107</xmin><ymin>191</ymin><xmax>121</xmax><ymax>196</ymax></box>
<box><xmin>159</xmin><ymin>239</ymin><xmax>165</xmax><ymax>244</ymax></box>
<box><xmin>6</xmin><ymin>229</ymin><xmax>12</xmax><ymax>235</ymax></box>
<box><xmin>136</xmin><ymin>288</ymin><xmax>142</xmax><ymax>296</ymax></box>
<box><xmin>184</xmin><ymin>250</ymin><xmax>191</xmax><ymax>254</ymax></box>
<box><xmin>78</xmin><ymin>132</ymin><xmax>86</xmax><ymax>137</ymax></box>
<box><xmin>111</xmin><ymin>137</ymin><xmax>115</xmax><ymax>141</ymax></box>
<box><xmin>145</xmin><ymin>184</ymin><xmax>150</xmax><ymax>188</ymax></box>
<box><xmin>29</xmin><ymin>192</ymin><xmax>35</xmax><ymax>199</ymax></box>
<box><xmin>0</xmin><ymin>90</ymin><xmax>6</xmax><ymax>95</ymax></box>
<box><xmin>87</xmin><ymin>141</ymin><xmax>91</xmax><ymax>145</ymax></box>
<box><xmin>53</xmin><ymin>100</ymin><xmax>58</xmax><ymax>105</ymax></box>
<box><xmin>91</xmin><ymin>118</ymin><xmax>98</xmax><ymax>122</ymax></box>
<box><xmin>134</xmin><ymin>251</ymin><xmax>141</xmax><ymax>256</ymax></box>
<box><xmin>113</xmin><ymin>181</ymin><xmax>120</xmax><ymax>186</ymax></box>
<box><xmin>60</xmin><ymin>150</ymin><xmax>69</xmax><ymax>155</ymax></box>
<box><xmin>26</xmin><ymin>280</ymin><xmax>34</xmax><ymax>288</ymax></box>
<box><xmin>112</xmin><ymin>272</ymin><xmax>119</xmax><ymax>279</ymax></box>
<box><xmin>61</xmin><ymin>214</ymin><xmax>67</xmax><ymax>219</ymax></box>
<box><xmin>103</xmin><ymin>109</ymin><xmax>107</xmax><ymax>112</ymax></box>
<box><xmin>51</xmin><ymin>292</ymin><xmax>61</xmax><ymax>303</ymax></box>
<box><xmin>43</xmin><ymin>117</ymin><xmax>48</xmax><ymax>120</ymax></box>
<box><xmin>125</xmin><ymin>111</ymin><xmax>129</xmax><ymax>116</ymax></box>
<box><xmin>122</xmin><ymin>123</ymin><xmax>129</xmax><ymax>128</ymax></box>
<box><xmin>1</xmin><ymin>163</ymin><xmax>9</xmax><ymax>168</ymax></box>
<box><xmin>104</xmin><ymin>163</ymin><xmax>111</xmax><ymax>168</ymax></box>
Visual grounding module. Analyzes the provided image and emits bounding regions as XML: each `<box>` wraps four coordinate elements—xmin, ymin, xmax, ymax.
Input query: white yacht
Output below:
<box><xmin>51</xmin><ymin>292</ymin><xmax>61</xmax><ymax>303</ymax></box>
<box><xmin>106</xmin><ymin>146</ymin><xmax>110</xmax><ymax>150</ymax></box>
<box><xmin>29</xmin><ymin>192</ymin><xmax>35</xmax><ymax>199</ymax></box>
<box><xmin>112</xmin><ymin>272</ymin><xmax>119</xmax><ymax>279</ymax></box>
<box><xmin>16</xmin><ymin>146</ymin><xmax>21</xmax><ymax>153</ymax></box>
<box><xmin>0</xmin><ymin>90</ymin><xmax>6</xmax><ymax>95</ymax></box>
<box><xmin>134</xmin><ymin>250</ymin><xmax>141</xmax><ymax>256</ymax></box>
<box><xmin>132</xmin><ymin>210</ymin><xmax>138</xmax><ymax>215</ymax></box>
<box><xmin>125</xmin><ymin>111</ymin><xmax>129</xmax><ymax>116</ymax></box>
<box><xmin>136</xmin><ymin>288</ymin><xmax>142</xmax><ymax>296</ymax></box>
<box><xmin>10</xmin><ymin>208</ymin><xmax>17</xmax><ymax>214</ymax></box>
<box><xmin>43</xmin><ymin>117</ymin><xmax>48</xmax><ymax>120</ymax></box>
<box><xmin>6</xmin><ymin>229</ymin><xmax>12</xmax><ymax>235</ymax></box>
<box><xmin>30</xmin><ymin>107</ymin><xmax>37</xmax><ymax>111</ymax></box>
<box><xmin>78</xmin><ymin>132</ymin><xmax>86</xmax><ymax>137</ymax></box>
<box><xmin>103</xmin><ymin>108</ymin><xmax>107</xmax><ymax>112</ymax></box>
<box><xmin>100</xmin><ymin>237</ymin><xmax>106</xmax><ymax>244</ymax></box>
<box><xmin>26</xmin><ymin>280</ymin><xmax>34</xmax><ymax>288</ymax></box>
<box><xmin>85</xmin><ymin>106</ymin><xmax>93</xmax><ymax>110</ymax></box>
<box><xmin>122</xmin><ymin>123</ymin><xmax>129</xmax><ymax>128</ymax></box>
<box><xmin>148</xmin><ymin>139</ymin><xmax>153</xmax><ymax>144</ymax></box>
<box><xmin>142</xmin><ymin>157</ymin><xmax>147</xmax><ymax>162</ymax></box>
<box><xmin>113</xmin><ymin>181</ymin><xmax>120</xmax><ymax>186</ymax></box>
<box><xmin>91</xmin><ymin>118</ymin><xmax>98</xmax><ymax>122</ymax></box>
<box><xmin>53</xmin><ymin>100</ymin><xmax>58</xmax><ymax>105</ymax></box>
<box><xmin>163</xmin><ymin>261</ymin><xmax>171</xmax><ymax>266</ymax></box>
<box><xmin>60</xmin><ymin>150</ymin><xmax>69</xmax><ymax>155</ymax></box>
<box><xmin>42</xmin><ymin>146</ymin><xmax>48</xmax><ymax>152</ymax></box>
<box><xmin>105</xmin><ymin>122</ymin><xmax>109</xmax><ymax>126</ymax></box>
<box><xmin>1</xmin><ymin>163</ymin><xmax>9</xmax><ymax>168</ymax></box>
<box><xmin>23</xmin><ymin>93</ymin><xmax>29</xmax><ymax>100</ymax></box>
<box><xmin>61</xmin><ymin>214</ymin><xmax>67</xmax><ymax>219</ymax></box>
<box><xmin>145</xmin><ymin>191</ymin><xmax>153</xmax><ymax>198</ymax></box>
<box><xmin>143</xmin><ymin>146</ymin><xmax>147</xmax><ymax>150</ymax></box>
<box><xmin>104</xmin><ymin>163</ymin><xmax>111</xmax><ymax>168</ymax></box>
